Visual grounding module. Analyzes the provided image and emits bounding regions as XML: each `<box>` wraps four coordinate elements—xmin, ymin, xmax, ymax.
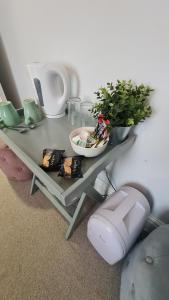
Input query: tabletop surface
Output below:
<box><xmin>0</xmin><ymin>115</ymin><xmax>117</xmax><ymax>191</ymax></box>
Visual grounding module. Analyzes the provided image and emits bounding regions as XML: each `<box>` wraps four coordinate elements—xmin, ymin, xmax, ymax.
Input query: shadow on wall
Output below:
<box><xmin>0</xmin><ymin>36</ymin><xmax>20</xmax><ymax>107</ymax></box>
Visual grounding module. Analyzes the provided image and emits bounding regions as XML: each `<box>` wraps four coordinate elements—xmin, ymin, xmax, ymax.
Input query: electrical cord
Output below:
<box><xmin>105</xmin><ymin>169</ymin><xmax>117</xmax><ymax>192</ymax></box>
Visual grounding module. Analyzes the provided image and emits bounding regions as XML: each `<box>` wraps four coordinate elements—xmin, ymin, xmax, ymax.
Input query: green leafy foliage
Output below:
<box><xmin>91</xmin><ymin>80</ymin><xmax>154</xmax><ymax>127</ymax></box>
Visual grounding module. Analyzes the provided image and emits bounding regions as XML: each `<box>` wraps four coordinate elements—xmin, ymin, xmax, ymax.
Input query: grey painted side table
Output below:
<box><xmin>0</xmin><ymin>115</ymin><xmax>135</xmax><ymax>239</ymax></box>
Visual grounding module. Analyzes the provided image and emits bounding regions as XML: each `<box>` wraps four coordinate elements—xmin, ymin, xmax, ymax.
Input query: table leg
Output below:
<box><xmin>30</xmin><ymin>178</ymin><xmax>99</xmax><ymax>239</ymax></box>
<box><xmin>30</xmin><ymin>174</ymin><xmax>39</xmax><ymax>195</ymax></box>
<box><xmin>65</xmin><ymin>192</ymin><xmax>87</xmax><ymax>240</ymax></box>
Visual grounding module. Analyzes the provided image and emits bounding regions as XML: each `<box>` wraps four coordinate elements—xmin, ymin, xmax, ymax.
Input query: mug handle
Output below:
<box><xmin>25</xmin><ymin>117</ymin><xmax>34</xmax><ymax>126</ymax></box>
<box><xmin>35</xmin><ymin>103</ymin><xmax>43</xmax><ymax>119</ymax></box>
<box><xmin>0</xmin><ymin>118</ymin><xmax>5</xmax><ymax>128</ymax></box>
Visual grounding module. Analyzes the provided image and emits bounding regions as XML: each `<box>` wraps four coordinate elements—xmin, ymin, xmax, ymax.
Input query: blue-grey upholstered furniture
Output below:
<box><xmin>120</xmin><ymin>225</ymin><xmax>169</xmax><ymax>300</ymax></box>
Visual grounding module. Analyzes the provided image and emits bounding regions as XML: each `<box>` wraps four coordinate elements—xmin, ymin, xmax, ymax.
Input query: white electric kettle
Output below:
<box><xmin>27</xmin><ymin>62</ymin><xmax>70</xmax><ymax>118</ymax></box>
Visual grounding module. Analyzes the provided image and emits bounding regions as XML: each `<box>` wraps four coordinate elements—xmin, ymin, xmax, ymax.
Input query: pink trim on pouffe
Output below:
<box><xmin>0</xmin><ymin>147</ymin><xmax>32</xmax><ymax>181</ymax></box>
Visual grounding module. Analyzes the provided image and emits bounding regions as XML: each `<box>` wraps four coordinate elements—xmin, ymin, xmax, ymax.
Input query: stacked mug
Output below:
<box><xmin>0</xmin><ymin>101</ymin><xmax>21</xmax><ymax>127</ymax></box>
<box><xmin>0</xmin><ymin>99</ymin><xmax>43</xmax><ymax>128</ymax></box>
<box><xmin>23</xmin><ymin>99</ymin><xmax>43</xmax><ymax>125</ymax></box>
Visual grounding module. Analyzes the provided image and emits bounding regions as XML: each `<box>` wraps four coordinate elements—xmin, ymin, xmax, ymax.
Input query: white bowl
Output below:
<box><xmin>69</xmin><ymin>127</ymin><xmax>109</xmax><ymax>157</ymax></box>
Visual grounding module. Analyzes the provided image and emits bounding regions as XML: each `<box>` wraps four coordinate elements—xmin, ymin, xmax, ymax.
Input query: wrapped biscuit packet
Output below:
<box><xmin>41</xmin><ymin>149</ymin><xmax>65</xmax><ymax>171</ymax></box>
<box><xmin>58</xmin><ymin>156</ymin><xmax>83</xmax><ymax>178</ymax></box>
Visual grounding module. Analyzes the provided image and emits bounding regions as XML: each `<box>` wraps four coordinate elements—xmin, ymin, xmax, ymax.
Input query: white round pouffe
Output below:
<box><xmin>87</xmin><ymin>186</ymin><xmax>150</xmax><ymax>265</ymax></box>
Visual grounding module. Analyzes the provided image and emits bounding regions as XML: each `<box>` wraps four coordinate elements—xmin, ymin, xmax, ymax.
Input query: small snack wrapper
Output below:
<box><xmin>72</xmin><ymin>136</ymin><xmax>87</xmax><ymax>148</ymax></box>
<box><xmin>58</xmin><ymin>156</ymin><xmax>83</xmax><ymax>178</ymax></box>
<box><xmin>94</xmin><ymin>114</ymin><xmax>110</xmax><ymax>141</ymax></box>
<box><xmin>41</xmin><ymin>149</ymin><xmax>65</xmax><ymax>171</ymax></box>
<box><xmin>86</xmin><ymin>135</ymin><xmax>97</xmax><ymax>148</ymax></box>
<box><xmin>72</xmin><ymin>130</ymin><xmax>90</xmax><ymax>148</ymax></box>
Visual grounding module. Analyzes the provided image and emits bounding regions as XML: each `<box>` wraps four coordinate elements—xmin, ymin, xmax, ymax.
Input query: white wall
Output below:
<box><xmin>0</xmin><ymin>83</ymin><xmax>6</xmax><ymax>101</ymax></box>
<box><xmin>0</xmin><ymin>0</ymin><xmax>169</xmax><ymax>220</ymax></box>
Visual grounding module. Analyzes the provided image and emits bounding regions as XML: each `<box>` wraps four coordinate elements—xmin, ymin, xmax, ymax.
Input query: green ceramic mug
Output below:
<box><xmin>23</xmin><ymin>99</ymin><xmax>43</xmax><ymax>125</ymax></box>
<box><xmin>0</xmin><ymin>101</ymin><xmax>21</xmax><ymax>126</ymax></box>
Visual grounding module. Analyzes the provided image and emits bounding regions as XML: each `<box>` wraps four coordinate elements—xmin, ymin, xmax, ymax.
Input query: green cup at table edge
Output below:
<box><xmin>0</xmin><ymin>101</ymin><xmax>21</xmax><ymax>127</ymax></box>
<box><xmin>23</xmin><ymin>99</ymin><xmax>43</xmax><ymax>125</ymax></box>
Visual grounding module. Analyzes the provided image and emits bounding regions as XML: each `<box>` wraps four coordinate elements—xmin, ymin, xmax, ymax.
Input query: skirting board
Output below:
<box><xmin>144</xmin><ymin>215</ymin><xmax>165</xmax><ymax>234</ymax></box>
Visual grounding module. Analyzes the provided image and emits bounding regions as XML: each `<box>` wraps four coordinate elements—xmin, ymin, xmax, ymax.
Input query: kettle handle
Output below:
<box><xmin>33</xmin><ymin>78</ymin><xmax>44</xmax><ymax>106</ymax></box>
<box><xmin>48</xmin><ymin>63</ymin><xmax>71</xmax><ymax>104</ymax></box>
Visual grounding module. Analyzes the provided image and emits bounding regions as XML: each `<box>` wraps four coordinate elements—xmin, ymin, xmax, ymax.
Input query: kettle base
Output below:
<box><xmin>45</xmin><ymin>112</ymin><xmax>65</xmax><ymax>119</ymax></box>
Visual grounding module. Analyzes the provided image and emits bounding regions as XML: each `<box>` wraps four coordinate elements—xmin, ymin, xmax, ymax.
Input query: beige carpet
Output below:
<box><xmin>0</xmin><ymin>170</ymin><xmax>121</xmax><ymax>300</ymax></box>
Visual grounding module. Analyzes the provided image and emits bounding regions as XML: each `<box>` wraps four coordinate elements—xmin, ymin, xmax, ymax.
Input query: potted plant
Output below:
<box><xmin>91</xmin><ymin>80</ymin><xmax>154</xmax><ymax>142</ymax></box>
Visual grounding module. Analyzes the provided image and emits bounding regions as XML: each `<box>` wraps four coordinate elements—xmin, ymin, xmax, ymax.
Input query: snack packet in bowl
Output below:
<box><xmin>72</xmin><ymin>130</ymin><xmax>90</xmax><ymax>148</ymax></box>
<box><xmin>94</xmin><ymin>114</ymin><xmax>110</xmax><ymax>141</ymax></box>
<box><xmin>71</xmin><ymin>115</ymin><xmax>110</xmax><ymax>151</ymax></box>
<box><xmin>86</xmin><ymin>135</ymin><xmax>97</xmax><ymax>148</ymax></box>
